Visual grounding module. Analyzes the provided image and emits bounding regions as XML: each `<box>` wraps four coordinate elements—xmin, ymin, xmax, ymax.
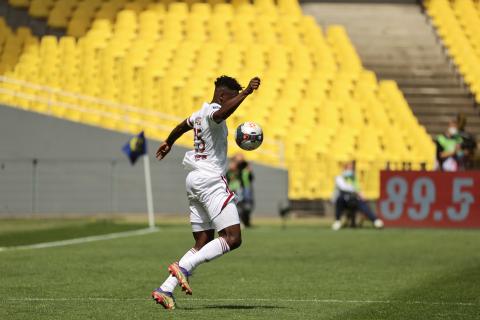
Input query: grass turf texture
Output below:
<box><xmin>0</xmin><ymin>221</ymin><xmax>479</xmax><ymax>319</ymax></box>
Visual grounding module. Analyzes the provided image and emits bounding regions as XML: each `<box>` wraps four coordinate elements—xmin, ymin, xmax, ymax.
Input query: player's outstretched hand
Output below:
<box><xmin>244</xmin><ymin>77</ymin><xmax>261</xmax><ymax>95</ymax></box>
<box><xmin>156</xmin><ymin>142</ymin><xmax>171</xmax><ymax>160</ymax></box>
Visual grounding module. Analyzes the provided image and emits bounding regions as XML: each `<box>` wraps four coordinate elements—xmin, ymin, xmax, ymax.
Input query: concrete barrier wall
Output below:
<box><xmin>0</xmin><ymin>105</ymin><xmax>288</xmax><ymax>216</ymax></box>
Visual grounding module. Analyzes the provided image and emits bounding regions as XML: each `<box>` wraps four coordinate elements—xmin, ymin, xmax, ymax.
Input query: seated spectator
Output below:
<box><xmin>457</xmin><ymin>114</ymin><xmax>477</xmax><ymax>170</ymax></box>
<box><xmin>435</xmin><ymin>120</ymin><xmax>463</xmax><ymax>171</ymax></box>
<box><xmin>331</xmin><ymin>161</ymin><xmax>384</xmax><ymax>231</ymax></box>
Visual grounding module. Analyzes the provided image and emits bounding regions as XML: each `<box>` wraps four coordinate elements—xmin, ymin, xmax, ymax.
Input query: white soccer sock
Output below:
<box><xmin>179</xmin><ymin>237</ymin><xmax>230</xmax><ymax>273</ymax></box>
<box><xmin>160</xmin><ymin>248</ymin><xmax>197</xmax><ymax>293</ymax></box>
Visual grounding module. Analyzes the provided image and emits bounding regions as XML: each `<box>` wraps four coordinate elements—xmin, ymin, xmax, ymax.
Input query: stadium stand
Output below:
<box><xmin>0</xmin><ymin>0</ymin><xmax>435</xmax><ymax>200</ymax></box>
<box><xmin>425</xmin><ymin>0</ymin><xmax>480</xmax><ymax>104</ymax></box>
<box><xmin>304</xmin><ymin>2</ymin><xmax>480</xmax><ymax>142</ymax></box>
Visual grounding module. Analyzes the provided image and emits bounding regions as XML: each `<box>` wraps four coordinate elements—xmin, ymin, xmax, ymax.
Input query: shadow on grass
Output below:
<box><xmin>180</xmin><ymin>304</ymin><xmax>285</xmax><ymax>310</ymax></box>
<box><xmin>205</xmin><ymin>304</ymin><xmax>283</xmax><ymax>310</ymax></box>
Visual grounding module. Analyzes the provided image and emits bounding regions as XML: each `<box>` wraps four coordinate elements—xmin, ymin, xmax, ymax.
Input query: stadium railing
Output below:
<box><xmin>0</xmin><ymin>75</ymin><xmax>286</xmax><ymax>168</ymax></box>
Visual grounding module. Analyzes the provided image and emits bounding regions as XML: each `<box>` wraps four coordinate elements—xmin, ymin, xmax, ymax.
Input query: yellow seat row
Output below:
<box><xmin>426</xmin><ymin>0</ymin><xmax>480</xmax><ymax>103</ymax></box>
<box><xmin>10</xmin><ymin>0</ymin><xmax>302</xmax><ymax>36</ymax></box>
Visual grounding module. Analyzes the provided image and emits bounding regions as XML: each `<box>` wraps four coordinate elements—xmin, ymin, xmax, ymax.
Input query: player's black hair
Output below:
<box><xmin>215</xmin><ymin>75</ymin><xmax>242</xmax><ymax>92</ymax></box>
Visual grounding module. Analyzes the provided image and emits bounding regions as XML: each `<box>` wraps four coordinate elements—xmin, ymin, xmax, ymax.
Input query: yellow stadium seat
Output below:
<box><xmin>191</xmin><ymin>2</ymin><xmax>211</xmax><ymax>16</ymax></box>
<box><xmin>9</xmin><ymin>0</ymin><xmax>30</xmax><ymax>8</ymax></box>
<box><xmin>426</xmin><ymin>0</ymin><xmax>480</xmax><ymax>105</ymax></box>
<box><xmin>168</xmin><ymin>2</ymin><xmax>189</xmax><ymax>19</ymax></box>
<box><xmin>48</xmin><ymin>10</ymin><xmax>70</xmax><ymax>29</ymax></box>
<box><xmin>207</xmin><ymin>0</ymin><xmax>225</xmax><ymax>5</ymax></box>
<box><xmin>213</xmin><ymin>3</ymin><xmax>234</xmax><ymax>21</ymax></box>
<box><xmin>146</xmin><ymin>2</ymin><xmax>166</xmax><ymax>14</ymax></box>
<box><xmin>28</xmin><ymin>0</ymin><xmax>54</xmax><ymax>18</ymax></box>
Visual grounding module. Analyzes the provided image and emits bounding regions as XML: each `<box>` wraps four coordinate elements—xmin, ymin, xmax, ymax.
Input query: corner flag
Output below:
<box><xmin>122</xmin><ymin>131</ymin><xmax>147</xmax><ymax>165</ymax></box>
<box><xmin>122</xmin><ymin>131</ymin><xmax>155</xmax><ymax>228</ymax></box>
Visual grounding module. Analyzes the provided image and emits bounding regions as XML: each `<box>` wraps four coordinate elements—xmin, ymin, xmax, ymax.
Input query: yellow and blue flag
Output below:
<box><xmin>122</xmin><ymin>131</ymin><xmax>147</xmax><ymax>165</ymax></box>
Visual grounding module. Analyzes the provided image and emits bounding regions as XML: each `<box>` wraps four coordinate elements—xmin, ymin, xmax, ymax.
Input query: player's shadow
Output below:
<box><xmin>206</xmin><ymin>304</ymin><xmax>283</xmax><ymax>310</ymax></box>
<box><xmin>182</xmin><ymin>304</ymin><xmax>284</xmax><ymax>310</ymax></box>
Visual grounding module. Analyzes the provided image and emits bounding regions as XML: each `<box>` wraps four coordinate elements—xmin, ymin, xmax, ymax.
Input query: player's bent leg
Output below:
<box><xmin>170</xmin><ymin>203</ymin><xmax>241</xmax><ymax>295</ymax></box>
<box><xmin>177</xmin><ymin>235</ymin><xmax>231</xmax><ymax>274</ymax></box>
<box><xmin>158</xmin><ymin>247</ymin><xmax>197</xmax><ymax>296</ymax></box>
<box><xmin>166</xmin><ymin>202</ymin><xmax>213</xmax><ymax>296</ymax></box>
<box><xmin>176</xmin><ymin>203</ymin><xmax>240</xmax><ymax>277</ymax></box>
<box><xmin>165</xmin><ymin>229</ymin><xmax>214</xmax><ymax>296</ymax></box>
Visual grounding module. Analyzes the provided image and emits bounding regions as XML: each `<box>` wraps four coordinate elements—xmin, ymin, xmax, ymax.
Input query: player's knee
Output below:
<box><xmin>226</xmin><ymin>233</ymin><xmax>242</xmax><ymax>250</ymax></box>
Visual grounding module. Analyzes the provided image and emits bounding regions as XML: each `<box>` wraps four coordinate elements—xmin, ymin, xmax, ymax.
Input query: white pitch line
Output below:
<box><xmin>0</xmin><ymin>227</ymin><xmax>158</xmax><ymax>252</ymax></box>
<box><xmin>1</xmin><ymin>297</ymin><xmax>478</xmax><ymax>307</ymax></box>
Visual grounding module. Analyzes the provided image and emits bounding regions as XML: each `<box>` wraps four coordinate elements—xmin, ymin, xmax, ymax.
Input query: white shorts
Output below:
<box><xmin>186</xmin><ymin>170</ymin><xmax>239</xmax><ymax>232</ymax></box>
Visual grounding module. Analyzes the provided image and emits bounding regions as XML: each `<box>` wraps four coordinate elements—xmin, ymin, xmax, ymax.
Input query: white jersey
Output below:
<box><xmin>182</xmin><ymin>102</ymin><xmax>228</xmax><ymax>175</ymax></box>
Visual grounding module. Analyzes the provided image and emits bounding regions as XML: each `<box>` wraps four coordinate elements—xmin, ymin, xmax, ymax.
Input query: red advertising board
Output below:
<box><xmin>378</xmin><ymin>171</ymin><xmax>480</xmax><ymax>228</ymax></box>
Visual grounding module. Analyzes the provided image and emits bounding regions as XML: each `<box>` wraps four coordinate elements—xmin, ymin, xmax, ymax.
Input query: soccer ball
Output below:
<box><xmin>235</xmin><ymin>122</ymin><xmax>263</xmax><ymax>151</ymax></box>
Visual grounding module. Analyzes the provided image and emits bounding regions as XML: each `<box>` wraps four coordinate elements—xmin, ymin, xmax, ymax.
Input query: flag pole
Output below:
<box><xmin>143</xmin><ymin>155</ymin><xmax>155</xmax><ymax>229</ymax></box>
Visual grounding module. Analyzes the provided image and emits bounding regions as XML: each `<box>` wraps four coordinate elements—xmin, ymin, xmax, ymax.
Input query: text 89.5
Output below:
<box><xmin>380</xmin><ymin>176</ymin><xmax>474</xmax><ymax>222</ymax></box>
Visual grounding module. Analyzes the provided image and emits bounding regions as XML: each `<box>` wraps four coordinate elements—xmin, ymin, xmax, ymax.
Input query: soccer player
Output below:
<box><xmin>151</xmin><ymin>76</ymin><xmax>261</xmax><ymax>309</ymax></box>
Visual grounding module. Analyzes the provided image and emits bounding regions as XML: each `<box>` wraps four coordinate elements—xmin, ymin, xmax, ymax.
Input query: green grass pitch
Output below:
<box><xmin>0</xmin><ymin>219</ymin><xmax>479</xmax><ymax>319</ymax></box>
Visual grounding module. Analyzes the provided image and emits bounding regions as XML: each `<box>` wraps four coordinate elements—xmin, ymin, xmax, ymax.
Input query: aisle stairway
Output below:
<box><xmin>303</xmin><ymin>2</ymin><xmax>480</xmax><ymax>140</ymax></box>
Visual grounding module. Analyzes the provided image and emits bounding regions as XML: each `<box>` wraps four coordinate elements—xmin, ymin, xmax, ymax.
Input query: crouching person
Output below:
<box><xmin>331</xmin><ymin>161</ymin><xmax>384</xmax><ymax>231</ymax></box>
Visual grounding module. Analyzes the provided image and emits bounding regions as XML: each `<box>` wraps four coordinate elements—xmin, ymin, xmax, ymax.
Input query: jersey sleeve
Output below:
<box><xmin>206</xmin><ymin>103</ymin><xmax>222</xmax><ymax>123</ymax></box>
<box><xmin>187</xmin><ymin>110</ymin><xmax>200</xmax><ymax>128</ymax></box>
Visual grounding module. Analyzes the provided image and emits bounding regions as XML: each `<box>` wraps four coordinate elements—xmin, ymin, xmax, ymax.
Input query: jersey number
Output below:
<box><xmin>194</xmin><ymin>128</ymin><xmax>206</xmax><ymax>154</ymax></box>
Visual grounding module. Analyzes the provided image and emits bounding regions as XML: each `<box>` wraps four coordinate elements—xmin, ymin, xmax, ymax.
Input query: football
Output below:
<box><xmin>235</xmin><ymin>122</ymin><xmax>263</xmax><ymax>151</ymax></box>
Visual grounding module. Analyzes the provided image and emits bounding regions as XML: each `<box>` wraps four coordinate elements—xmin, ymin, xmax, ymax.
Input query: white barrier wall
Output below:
<box><xmin>0</xmin><ymin>105</ymin><xmax>288</xmax><ymax>216</ymax></box>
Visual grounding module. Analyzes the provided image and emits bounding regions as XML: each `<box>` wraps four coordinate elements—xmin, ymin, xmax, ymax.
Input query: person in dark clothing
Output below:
<box><xmin>457</xmin><ymin>114</ymin><xmax>477</xmax><ymax>170</ymax></box>
<box><xmin>435</xmin><ymin>120</ymin><xmax>463</xmax><ymax>171</ymax></box>
<box><xmin>227</xmin><ymin>153</ymin><xmax>255</xmax><ymax>227</ymax></box>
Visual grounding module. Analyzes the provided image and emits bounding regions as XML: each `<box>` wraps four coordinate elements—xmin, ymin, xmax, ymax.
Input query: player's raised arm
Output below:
<box><xmin>212</xmin><ymin>77</ymin><xmax>260</xmax><ymax>123</ymax></box>
<box><xmin>156</xmin><ymin>119</ymin><xmax>192</xmax><ymax>160</ymax></box>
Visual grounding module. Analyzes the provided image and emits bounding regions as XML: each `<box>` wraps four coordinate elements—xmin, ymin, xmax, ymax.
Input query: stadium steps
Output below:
<box><xmin>401</xmin><ymin>87</ymin><xmax>472</xmax><ymax>97</ymax></box>
<box><xmin>394</xmin><ymin>77</ymin><xmax>463</xmax><ymax>88</ymax></box>
<box><xmin>372</xmin><ymin>68</ymin><xmax>459</xmax><ymax>79</ymax></box>
<box><xmin>0</xmin><ymin>0</ymin><xmax>65</xmax><ymax>37</ymax></box>
<box><xmin>303</xmin><ymin>2</ymin><xmax>480</xmax><ymax>140</ymax></box>
<box><xmin>413</xmin><ymin>105</ymin><xmax>478</xmax><ymax>115</ymax></box>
